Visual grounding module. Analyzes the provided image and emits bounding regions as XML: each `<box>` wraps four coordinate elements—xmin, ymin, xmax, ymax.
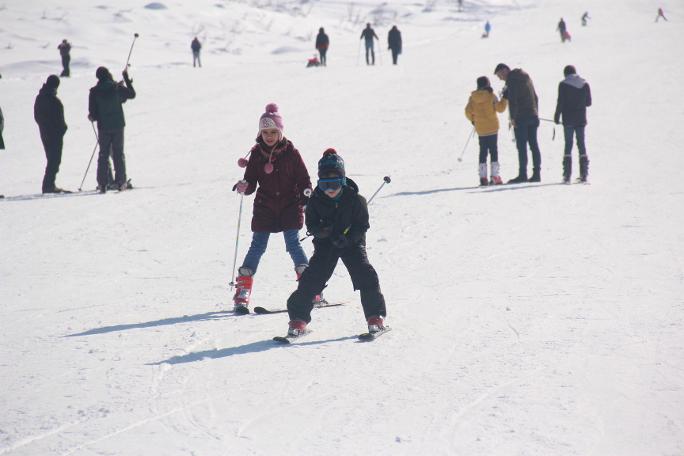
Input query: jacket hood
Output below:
<box><xmin>470</xmin><ymin>89</ymin><xmax>494</xmax><ymax>101</ymax></box>
<box><xmin>93</xmin><ymin>79</ymin><xmax>117</xmax><ymax>94</ymax></box>
<box><xmin>562</xmin><ymin>73</ymin><xmax>587</xmax><ymax>89</ymax></box>
<box><xmin>38</xmin><ymin>84</ymin><xmax>57</xmax><ymax>97</ymax></box>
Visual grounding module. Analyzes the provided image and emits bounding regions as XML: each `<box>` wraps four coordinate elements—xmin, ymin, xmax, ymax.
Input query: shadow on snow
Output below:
<box><xmin>387</xmin><ymin>182</ymin><xmax>564</xmax><ymax>197</ymax></box>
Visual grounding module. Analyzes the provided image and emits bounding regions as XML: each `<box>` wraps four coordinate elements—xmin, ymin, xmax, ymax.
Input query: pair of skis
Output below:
<box><xmin>233</xmin><ymin>301</ymin><xmax>344</xmax><ymax>316</ymax></box>
<box><xmin>273</xmin><ymin>326</ymin><xmax>391</xmax><ymax>344</ymax></box>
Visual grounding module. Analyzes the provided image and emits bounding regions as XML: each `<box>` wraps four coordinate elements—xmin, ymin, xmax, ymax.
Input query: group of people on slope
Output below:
<box><xmin>465</xmin><ymin>63</ymin><xmax>592</xmax><ymax>186</ymax></box>
<box><xmin>231</xmin><ymin>104</ymin><xmax>387</xmax><ymax>337</ymax></box>
<box><xmin>313</xmin><ymin>23</ymin><xmax>402</xmax><ymax>67</ymax></box>
<box><xmin>30</xmin><ymin>67</ymin><xmax>136</xmax><ymax>194</ymax></box>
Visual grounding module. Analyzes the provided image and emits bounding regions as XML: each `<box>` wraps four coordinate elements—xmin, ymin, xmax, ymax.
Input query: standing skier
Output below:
<box><xmin>557</xmin><ymin>18</ymin><xmax>570</xmax><ymax>42</ymax></box>
<box><xmin>88</xmin><ymin>67</ymin><xmax>136</xmax><ymax>193</ymax></box>
<box><xmin>191</xmin><ymin>37</ymin><xmax>202</xmax><ymax>67</ymax></box>
<box><xmin>34</xmin><ymin>75</ymin><xmax>68</xmax><ymax>193</ymax></box>
<box><xmin>581</xmin><ymin>12</ymin><xmax>590</xmax><ymax>26</ymax></box>
<box><xmin>465</xmin><ymin>76</ymin><xmax>508</xmax><ymax>186</ymax></box>
<box><xmin>483</xmin><ymin>20</ymin><xmax>492</xmax><ymax>38</ymax></box>
<box><xmin>232</xmin><ymin>103</ymin><xmax>313</xmax><ymax>314</ymax></box>
<box><xmin>315</xmin><ymin>27</ymin><xmax>329</xmax><ymax>66</ymax></box>
<box><xmin>554</xmin><ymin>65</ymin><xmax>592</xmax><ymax>183</ymax></box>
<box><xmin>360</xmin><ymin>23</ymin><xmax>379</xmax><ymax>65</ymax></box>
<box><xmin>655</xmin><ymin>8</ymin><xmax>668</xmax><ymax>22</ymax></box>
<box><xmin>284</xmin><ymin>148</ymin><xmax>386</xmax><ymax>337</ymax></box>
<box><xmin>387</xmin><ymin>25</ymin><xmax>402</xmax><ymax>65</ymax></box>
<box><xmin>494</xmin><ymin>63</ymin><xmax>542</xmax><ymax>183</ymax></box>
<box><xmin>58</xmin><ymin>39</ymin><xmax>71</xmax><ymax>77</ymax></box>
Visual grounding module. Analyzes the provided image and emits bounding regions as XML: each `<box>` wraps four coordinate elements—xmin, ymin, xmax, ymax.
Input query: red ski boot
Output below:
<box><xmin>287</xmin><ymin>319</ymin><xmax>308</xmax><ymax>337</ymax></box>
<box><xmin>233</xmin><ymin>275</ymin><xmax>253</xmax><ymax>314</ymax></box>
<box><xmin>367</xmin><ymin>316</ymin><xmax>385</xmax><ymax>334</ymax></box>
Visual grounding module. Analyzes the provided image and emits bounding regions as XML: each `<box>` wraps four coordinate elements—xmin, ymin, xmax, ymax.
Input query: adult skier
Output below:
<box><xmin>581</xmin><ymin>12</ymin><xmax>590</xmax><ymax>26</ymax></box>
<box><xmin>360</xmin><ymin>23</ymin><xmax>379</xmax><ymax>65</ymax></box>
<box><xmin>655</xmin><ymin>8</ymin><xmax>668</xmax><ymax>22</ymax></box>
<box><xmin>554</xmin><ymin>65</ymin><xmax>592</xmax><ymax>183</ymax></box>
<box><xmin>232</xmin><ymin>104</ymin><xmax>313</xmax><ymax>314</ymax></box>
<box><xmin>58</xmin><ymin>39</ymin><xmax>71</xmax><ymax>77</ymax></box>
<box><xmin>494</xmin><ymin>63</ymin><xmax>542</xmax><ymax>183</ymax></box>
<box><xmin>191</xmin><ymin>37</ymin><xmax>202</xmax><ymax>67</ymax></box>
<box><xmin>88</xmin><ymin>67</ymin><xmax>136</xmax><ymax>193</ymax></box>
<box><xmin>387</xmin><ymin>25</ymin><xmax>402</xmax><ymax>65</ymax></box>
<box><xmin>315</xmin><ymin>27</ymin><xmax>329</xmax><ymax>66</ymax></box>
<box><xmin>284</xmin><ymin>149</ymin><xmax>386</xmax><ymax>337</ymax></box>
<box><xmin>483</xmin><ymin>20</ymin><xmax>492</xmax><ymax>38</ymax></box>
<box><xmin>34</xmin><ymin>75</ymin><xmax>68</xmax><ymax>193</ymax></box>
<box><xmin>557</xmin><ymin>18</ymin><xmax>570</xmax><ymax>42</ymax></box>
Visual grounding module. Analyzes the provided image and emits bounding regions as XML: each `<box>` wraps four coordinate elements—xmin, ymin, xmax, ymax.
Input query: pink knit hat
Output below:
<box><xmin>259</xmin><ymin>103</ymin><xmax>284</xmax><ymax>132</ymax></box>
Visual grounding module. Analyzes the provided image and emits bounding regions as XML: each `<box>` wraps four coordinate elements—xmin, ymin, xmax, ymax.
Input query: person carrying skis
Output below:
<box><xmin>232</xmin><ymin>103</ymin><xmax>313</xmax><ymax>314</ymax></box>
<box><xmin>58</xmin><ymin>39</ymin><xmax>71</xmax><ymax>77</ymax></box>
<box><xmin>554</xmin><ymin>65</ymin><xmax>592</xmax><ymax>183</ymax></box>
<box><xmin>34</xmin><ymin>75</ymin><xmax>68</xmax><ymax>193</ymax></box>
<box><xmin>465</xmin><ymin>76</ymin><xmax>508</xmax><ymax>186</ymax></box>
<box><xmin>360</xmin><ymin>23</ymin><xmax>379</xmax><ymax>65</ymax></box>
<box><xmin>284</xmin><ymin>148</ymin><xmax>387</xmax><ymax>337</ymax></box>
<box><xmin>88</xmin><ymin>66</ymin><xmax>136</xmax><ymax>193</ymax></box>
<box><xmin>494</xmin><ymin>63</ymin><xmax>542</xmax><ymax>183</ymax></box>
<box><xmin>655</xmin><ymin>8</ymin><xmax>668</xmax><ymax>22</ymax></box>
<box><xmin>191</xmin><ymin>37</ymin><xmax>202</xmax><ymax>67</ymax></box>
<box><xmin>315</xmin><ymin>27</ymin><xmax>329</xmax><ymax>66</ymax></box>
<box><xmin>387</xmin><ymin>25</ymin><xmax>402</xmax><ymax>65</ymax></box>
<box><xmin>557</xmin><ymin>18</ymin><xmax>570</xmax><ymax>42</ymax></box>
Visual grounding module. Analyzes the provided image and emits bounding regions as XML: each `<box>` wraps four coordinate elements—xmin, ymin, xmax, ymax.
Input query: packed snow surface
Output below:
<box><xmin>1</xmin><ymin>0</ymin><xmax>683</xmax><ymax>455</ymax></box>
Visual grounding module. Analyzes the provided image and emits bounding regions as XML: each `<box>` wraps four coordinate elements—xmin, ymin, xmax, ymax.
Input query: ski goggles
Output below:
<box><xmin>317</xmin><ymin>177</ymin><xmax>346</xmax><ymax>191</ymax></box>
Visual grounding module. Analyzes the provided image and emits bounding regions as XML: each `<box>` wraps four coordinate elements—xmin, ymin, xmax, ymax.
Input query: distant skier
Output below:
<box><xmin>58</xmin><ymin>39</ymin><xmax>71</xmax><ymax>77</ymax></box>
<box><xmin>482</xmin><ymin>20</ymin><xmax>491</xmax><ymax>38</ymax></box>
<box><xmin>581</xmin><ymin>11</ymin><xmax>590</xmax><ymax>26</ymax></box>
<box><xmin>655</xmin><ymin>8</ymin><xmax>668</xmax><ymax>22</ymax></box>
<box><xmin>191</xmin><ymin>37</ymin><xmax>202</xmax><ymax>67</ymax></box>
<box><xmin>387</xmin><ymin>25</ymin><xmax>402</xmax><ymax>65</ymax></box>
<box><xmin>494</xmin><ymin>63</ymin><xmax>542</xmax><ymax>183</ymax></box>
<box><xmin>284</xmin><ymin>148</ymin><xmax>386</xmax><ymax>338</ymax></box>
<box><xmin>554</xmin><ymin>65</ymin><xmax>592</xmax><ymax>183</ymax></box>
<box><xmin>465</xmin><ymin>76</ymin><xmax>508</xmax><ymax>186</ymax></box>
<box><xmin>0</xmin><ymin>103</ymin><xmax>4</xmax><ymax>151</ymax></box>
<box><xmin>34</xmin><ymin>75</ymin><xmax>68</xmax><ymax>193</ymax></box>
<box><xmin>231</xmin><ymin>103</ymin><xmax>313</xmax><ymax>315</ymax></box>
<box><xmin>360</xmin><ymin>23</ymin><xmax>379</xmax><ymax>65</ymax></box>
<box><xmin>315</xmin><ymin>27</ymin><xmax>329</xmax><ymax>66</ymax></box>
<box><xmin>557</xmin><ymin>18</ymin><xmax>570</xmax><ymax>42</ymax></box>
<box><xmin>88</xmin><ymin>67</ymin><xmax>136</xmax><ymax>193</ymax></box>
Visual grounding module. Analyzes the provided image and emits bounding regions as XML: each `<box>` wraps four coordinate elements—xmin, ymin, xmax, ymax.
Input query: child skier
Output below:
<box><xmin>465</xmin><ymin>76</ymin><xmax>508</xmax><ymax>185</ymax></box>
<box><xmin>232</xmin><ymin>103</ymin><xmax>313</xmax><ymax>314</ymax></box>
<box><xmin>284</xmin><ymin>149</ymin><xmax>386</xmax><ymax>337</ymax></box>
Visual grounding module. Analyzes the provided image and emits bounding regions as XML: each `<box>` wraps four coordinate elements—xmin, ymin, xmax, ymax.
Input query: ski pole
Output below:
<box><xmin>124</xmin><ymin>33</ymin><xmax>140</xmax><ymax>69</ymax></box>
<box><xmin>367</xmin><ymin>175</ymin><xmax>391</xmax><ymax>204</ymax></box>
<box><xmin>78</xmin><ymin>122</ymin><xmax>99</xmax><ymax>191</ymax></box>
<box><xmin>539</xmin><ymin>117</ymin><xmax>556</xmax><ymax>140</ymax></box>
<box><xmin>457</xmin><ymin>127</ymin><xmax>476</xmax><ymax>162</ymax></box>
<box><xmin>228</xmin><ymin>193</ymin><xmax>245</xmax><ymax>290</ymax></box>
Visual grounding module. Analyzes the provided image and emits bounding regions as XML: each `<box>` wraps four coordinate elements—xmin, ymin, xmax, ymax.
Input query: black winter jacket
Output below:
<box><xmin>88</xmin><ymin>78</ymin><xmax>136</xmax><ymax>130</ymax></box>
<box><xmin>554</xmin><ymin>74</ymin><xmax>592</xmax><ymax>127</ymax></box>
<box><xmin>388</xmin><ymin>27</ymin><xmax>402</xmax><ymax>52</ymax></box>
<box><xmin>34</xmin><ymin>85</ymin><xmax>67</xmax><ymax>136</ymax></box>
<box><xmin>306</xmin><ymin>178</ymin><xmax>370</xmax><ymax>247</ymax></box>
<box><xmin>315</xmin><ymin>32</ymin><xmax>329</xmax><ymax>50</ymax></box>
<box><xmin>505</xmin><ymin>68</ymin><xmax>539</xmax><ymax>123</ymax></box>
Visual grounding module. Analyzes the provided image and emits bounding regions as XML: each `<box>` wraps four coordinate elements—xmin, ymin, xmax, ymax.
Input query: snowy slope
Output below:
<box><xmin>1</xmin><ymin>0</ymin><xmax>684</xmax><ymax>455</ymax></box>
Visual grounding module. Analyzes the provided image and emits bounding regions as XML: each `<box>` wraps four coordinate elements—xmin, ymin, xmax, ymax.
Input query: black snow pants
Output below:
<box><xmin>96</xmin><ymin>128</ymin><xmax>126</xmax><ymax>189</ymax></box>
<box><xmin>40</xmin><ymin>130</ymin><xmax>63</xmax><ymax>192</ymax></box>
<box><xmin>287</xmin><ymin>241</ymin><xmax>386</xmax><ymax>323</ymax></box>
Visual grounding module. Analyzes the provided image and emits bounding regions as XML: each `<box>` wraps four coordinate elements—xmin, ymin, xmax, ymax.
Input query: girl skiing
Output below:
<box><xmin>465</xmin><ymin>76</ymin><xmax>508</xmax><ymax>185</ymax></box>
<box><xmin>232</xmin><ymin>103</ymin><xmax>313</xmax><ymax>314</ymax></box>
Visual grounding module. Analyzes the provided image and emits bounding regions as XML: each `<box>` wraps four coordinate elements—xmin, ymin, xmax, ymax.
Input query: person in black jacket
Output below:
<box><xmin>58</xmin><ymin>39</ymin><xmax>71</xmax><ymax>77</ymax></box>
<box><xmin>191</xmin><ymin>37</ymin><xmax>202</xmax><ymax>67</ymax></box>
<box><xmin>360</xmin><ymin>23</ymin><xmax>379</xmax><ymax>65</ymax></box>
<box><xmin>284</xmin><ymin>149</ymin><xmax>386</xmax><ymax>337</ymax></box>
<box><xmin>387</xmin><ymin>25</ymin><xmax>402</xmax><ymax>65</ymax></box>
<box><xmin>34</xmin><ymin>75</ymin><xmax>68</xmax><ymax>193</ymax></box>
<box><xmin>88</xmin><ymin>66</ymin><xmax>136</xmax><ymax>193</ymax></box>
<box><xmin>554</xmin><ymin>65</ymin><xmax>592</xmax><ymax>183</ymax></box>
<box><xmin>315</xmin><ymin>28</ymin><xmax>329</xmax><ymax>66</ymax></box>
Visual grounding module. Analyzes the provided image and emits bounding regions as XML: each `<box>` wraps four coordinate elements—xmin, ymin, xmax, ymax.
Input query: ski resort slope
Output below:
<box><xmin>1</xmin><ymin>0</ymin><xmax>683</xmax><ymax>455</ymax></box>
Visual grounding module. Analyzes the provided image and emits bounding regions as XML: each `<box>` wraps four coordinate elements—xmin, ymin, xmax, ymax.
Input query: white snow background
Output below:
<box><xmin>1</xmin><ymin>0</ymin><xmax>683</xmax><ymax>455</ymax></box>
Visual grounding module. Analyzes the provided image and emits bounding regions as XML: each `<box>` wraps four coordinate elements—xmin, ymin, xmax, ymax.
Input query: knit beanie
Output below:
<box><xmin>259</xmin><ymin>103</ymin><xmax>284</xmax><ymax>132</ymax></box>
<box><xmin>318</xmin><ymin>148</ymin><xmax>345</xmax><ymax>178</ymax></box>
<box><xmin>563</xmin><ymin>65</ymin><xmax>577</xmax><ymax>76</ymax></box>
<box><xmin>45</xmin><ymin>74</ymin><xmax>60</xmax><ymax>89</ymax></box>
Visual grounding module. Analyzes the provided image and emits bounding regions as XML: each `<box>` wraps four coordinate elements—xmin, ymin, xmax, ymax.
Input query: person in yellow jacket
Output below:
<box><xmin>465</xmin><ymin>76</ymin><xmax>508</xmax><ymax>185</ymax></box>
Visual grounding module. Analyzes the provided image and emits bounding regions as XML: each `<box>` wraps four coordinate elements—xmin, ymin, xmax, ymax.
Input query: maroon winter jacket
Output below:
<box><xmin>242</xmin><ymin>136</ymin><xmax>312</xmax><ymax>233</ymax></box>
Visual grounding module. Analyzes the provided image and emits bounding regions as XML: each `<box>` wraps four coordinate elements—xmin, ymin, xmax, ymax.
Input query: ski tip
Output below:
<box><xmin>358</xmin><ymin>326</ymin><xmax>391</xmax><ymax>341</ymax></box>
<box><xmin>253</xmin><ymin>306</ymin><xmax>271</xmax><ymax>314</ymax></box>
<box><xmin>273</xmin><ymin>336</ymin><xmax>291</xmax><ymax>344</ymax></box>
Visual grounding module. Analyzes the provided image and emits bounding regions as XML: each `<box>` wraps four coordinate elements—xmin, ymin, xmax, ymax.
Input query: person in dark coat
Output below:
<box><xmin>58</xmin><ymin>39</ymin><xmax>71</xmax><ymax>77</ymax></box>
<box><xmin>34</xmin><ymin>75</ymin><xmax>68</xmax><ymax>193</ymax></box>
<box><xmin>557</xmin><ymin>18</ymin><xmax>569</xmax><ymax>42</ymax></box>
<box><xmin>231</xmin><ymin>103</ymin><xmax>313</xmax><ymax>313</ymax></box>
<box><xmin>554</xmin><ymin>65</ymin><xmax>592</xmax><ymax>183</ymax></box>
<box><xmin>360</xmin><ymin>23</ymin><xmax>379</xmax><ymax>65</ymax></box>
<box><xmin>315</xmin><ymin>27</ymin><xmax>329</xmax><ymax>66</ymax></box>
<box><xmin>284</xmin><ymin>148</ymin><xmax>387</xmax><ymax>337</ymax></box>
<box><xmin>494</xmin><ymin>63</ymin><xmax>542</xmax><ymax>183</ymax></box>
<box><xmin>387</xmin><ymin>25</ymin><xmax>402</xmax><ymax>65</ymax></box>
<box><xmin>0</xmin><ymin>104</ymin><xmax>4</xmax><ymax>151</ymax></box>
<box><xmin>191</xmin><ymin>37</ymin><xmax>202</xmax><ymax>67</ymax></box>
<box><xmin>88</xmin><ymin>66</ymin><xmax>136</xmax><ymax>193</ymax></box>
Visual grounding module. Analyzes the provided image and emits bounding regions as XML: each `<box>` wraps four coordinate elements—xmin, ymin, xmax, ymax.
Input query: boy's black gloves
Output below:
<box><xmin>331</xmin><ymin>234</ymin><xmax>349</xmax><ymax>249</ymax></box>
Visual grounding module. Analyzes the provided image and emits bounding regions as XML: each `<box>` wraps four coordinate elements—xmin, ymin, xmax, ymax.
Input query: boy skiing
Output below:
<box><xmin>465</xmin><ymin>76</ymin><xmax>507</xmax><ymax>186</ymax></box>
<box><xmin>283</xmin><ymin>149</ymin><xmax>386</xmax><ymax>337</ymax></box>
<box><xmin>232</xmin><ymin>103</ymin><xmax>313</xmax><ymax>314</ymax></box>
